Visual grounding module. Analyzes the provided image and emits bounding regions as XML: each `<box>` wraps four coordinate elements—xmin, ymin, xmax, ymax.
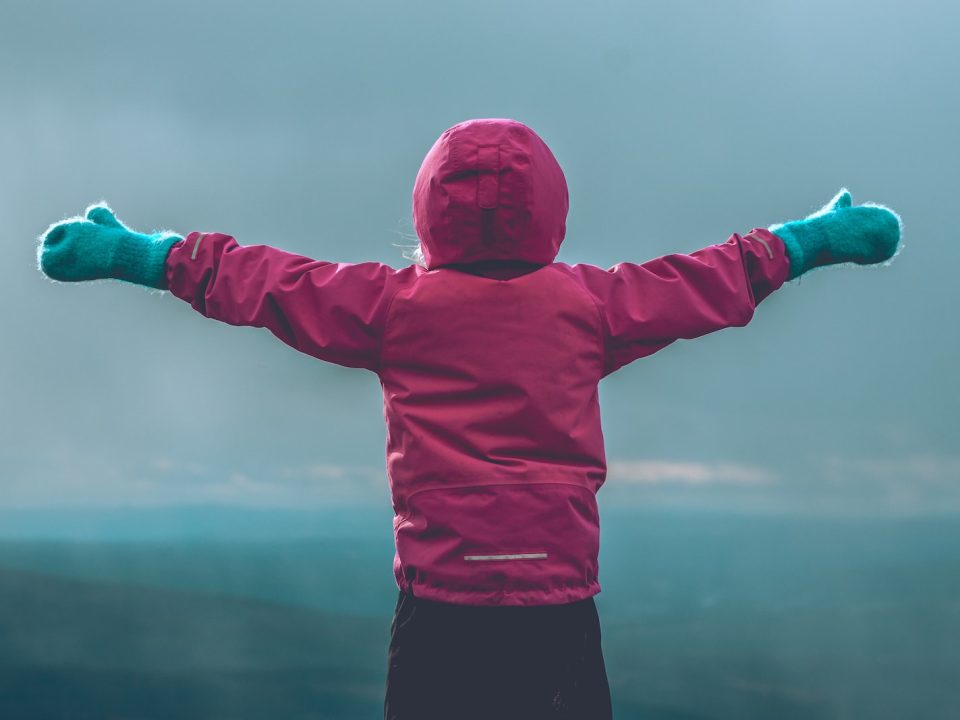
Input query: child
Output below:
<box><xmin>37</xmin><ymin>118</ymin><xmax>901</xmax><ymax>719</ymax></box>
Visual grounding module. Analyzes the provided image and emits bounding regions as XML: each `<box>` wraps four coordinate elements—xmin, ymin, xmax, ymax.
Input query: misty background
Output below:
<box><xmin>0</xmin><ymin>0</ymin><xmax>958</xmax><ymax>718</ymax></box>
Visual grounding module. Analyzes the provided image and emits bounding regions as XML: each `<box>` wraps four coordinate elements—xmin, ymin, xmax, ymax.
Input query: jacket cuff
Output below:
<box><xmin>740</xmin><ymin>228</ymin><xmax>792</xmax><ymax>303</ymax></box>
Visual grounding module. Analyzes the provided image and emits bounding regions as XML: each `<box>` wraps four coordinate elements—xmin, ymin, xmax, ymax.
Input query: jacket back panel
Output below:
<box><xmin>379</xmin><ymin>264</ymin><xmax>607</xmax><ymax>605</ymax></box>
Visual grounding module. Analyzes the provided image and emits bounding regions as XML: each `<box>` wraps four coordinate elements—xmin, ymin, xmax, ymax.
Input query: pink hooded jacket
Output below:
<box><xmin>165</xmin><ymin>118</ymin><xmax>791</xmax><ymax>606</ymax></box>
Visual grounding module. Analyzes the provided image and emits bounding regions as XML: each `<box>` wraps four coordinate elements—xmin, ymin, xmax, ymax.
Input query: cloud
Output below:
<box><xmin>821</xmin><ymin>454</ymin><xmax>960</xmax><ymax>485</ymax></box>
<box><xmin>811</xmin><ymin>453</ymin><xmax>960</xmax><ymax>515</ymax></box>
<box><xmin>9</xmin><ymin>453</ymin><xmax>781</xmax><ymax>509</ymax></box>
<box><xmin>607</xmin><ymin>459</ymin><xmax>777</xmax><ymax>486</ymax></box>
<box><xmin>604</xmin><ymin>454</ymin><xmax>960</xmax><ymax>515</ymax></box>
<box><xmin>8</xmin><ymin>450</ymin><xmax>960</xmax><ymax>515</ymax></box>
<box><xmin>2</xmin><ymin>453</ymin><xmax>388</xmax><ymax>509</ymax></box>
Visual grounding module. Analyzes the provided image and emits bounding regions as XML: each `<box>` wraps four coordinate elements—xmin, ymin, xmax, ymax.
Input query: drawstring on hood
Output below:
<box><xmin>412</xmin><ymin>118</ymin><xmax>569</xmax><ymax>270</ymax></box>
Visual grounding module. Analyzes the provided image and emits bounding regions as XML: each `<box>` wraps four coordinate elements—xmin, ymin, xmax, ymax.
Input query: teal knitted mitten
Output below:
<box><xmin>769</xmin><ymin>189</ymin><xmax>902</xmax><ymax>280</ymax></box>
<box><xmin>38</xmin><ymin>204</ymin><xmax>182</xmax><ymax>289</ymax></box>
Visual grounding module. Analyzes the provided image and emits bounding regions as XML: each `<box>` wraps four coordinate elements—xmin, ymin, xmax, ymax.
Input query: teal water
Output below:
<box><xmin>0</xmin><ymin>509</ymin><xmax>957</xmax><ymax>719</ymax></box>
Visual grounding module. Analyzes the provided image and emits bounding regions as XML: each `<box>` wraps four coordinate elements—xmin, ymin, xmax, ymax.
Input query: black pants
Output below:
<box><xmin>384</xmin><ymin>590</ymin><xmax>612</xmax><ymax>720</ymax></box>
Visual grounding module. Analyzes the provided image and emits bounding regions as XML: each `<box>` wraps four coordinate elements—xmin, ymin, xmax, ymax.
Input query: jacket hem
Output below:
<box><xmin>404</xmin><ymin>580</ymin><xmax>601</xmax><ymax>607</ymax></box>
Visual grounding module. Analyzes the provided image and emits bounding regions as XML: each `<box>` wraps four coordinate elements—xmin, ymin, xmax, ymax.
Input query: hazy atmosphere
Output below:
<box><xmin>3</xmin><ymin>0</ymin><xmax>959</xmax><ymax>515</ymax></box>
<box><xmin>1</xmin><ymin>1</ymin><xmax>958</xmax><ymax>718</ymax></box>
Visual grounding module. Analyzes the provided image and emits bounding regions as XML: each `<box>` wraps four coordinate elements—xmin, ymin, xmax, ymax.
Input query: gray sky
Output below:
<box><xmin>1</xmin><ymin>0</ymin><xmax>957</xmax><ymax>515</ymax></box>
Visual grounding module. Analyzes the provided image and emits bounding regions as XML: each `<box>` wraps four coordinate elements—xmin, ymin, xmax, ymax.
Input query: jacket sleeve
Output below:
<box><xmin>568</xmin><ymin>228</ymin><xmax>791</xmax><ymax>377</ymax></box>
<box><xmin>164</xmin><ymin>231</ymin><xmax>401</xmax><ymax>372</ymax></box>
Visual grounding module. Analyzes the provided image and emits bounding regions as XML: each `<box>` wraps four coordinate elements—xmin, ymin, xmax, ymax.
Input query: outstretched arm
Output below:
<box><xmin>167</xmin><ymin>230</ymin><xmax>400</xmax><ymax>370</ymax></box>
<box><xmin>566</xmin><ymin>189</ymin><xmax>902</xmax><ymax>377</ymax></box>
<box><xmin>38</xmin><ymin>203</ymin><xmax>405</xmax><ymax>371</ymax></box>
<box><xmin>566</xmin><ymin>228</ymin><xmax>789</xmax><ymax>376</ymax></box>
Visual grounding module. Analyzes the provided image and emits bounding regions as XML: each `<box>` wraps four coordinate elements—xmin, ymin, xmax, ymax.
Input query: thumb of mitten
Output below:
<box><xmin>771</xmin><ymin>189</ymin><xmax>853</xmax><ymax>234</ymax></box>
<box><xmin>815</xmin><ymin>188</ymin><xmax>852</xmax><ymax>215</ymax></box>
<box><xmin>85</xmin><ymin>204</ymin><xmax>127</xmax><ymax>230</ymax></box>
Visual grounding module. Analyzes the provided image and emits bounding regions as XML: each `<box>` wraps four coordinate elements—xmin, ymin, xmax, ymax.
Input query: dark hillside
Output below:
<box><xmin>0</xmin><ymin>568</ymin><xmax>387</xmax><ymax>720</ymax></box>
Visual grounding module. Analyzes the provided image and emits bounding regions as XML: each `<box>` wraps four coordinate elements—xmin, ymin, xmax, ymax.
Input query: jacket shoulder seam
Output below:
<box><xmin>546</xmin><ymin>264</ymin><xmax>610</xmax><ymax>380</ymax></box>
<box><xmin>376</xmin><ymin>266</ymin><xmax>420</xmax><ymax>373</ymax></box>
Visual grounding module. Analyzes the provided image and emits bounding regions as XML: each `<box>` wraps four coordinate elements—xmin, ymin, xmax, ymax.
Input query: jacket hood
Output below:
<box><xmin>412</xmin><ymin>118</ymin><xmax>569</xmax><ymax>269</ymax></box>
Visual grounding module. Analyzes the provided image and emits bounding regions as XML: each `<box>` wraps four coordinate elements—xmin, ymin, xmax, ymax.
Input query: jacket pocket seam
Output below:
<box><xmin>403</xmin><ymin>478</ymin><xmax>596</xmax><ymax>504</ymax></box>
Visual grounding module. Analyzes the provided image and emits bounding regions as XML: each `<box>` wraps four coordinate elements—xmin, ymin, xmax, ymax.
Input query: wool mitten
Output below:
<box><xmin>769</xmin><ymin>189</ymin><xmax>901</xmax><ymax>280</ymax></box>
<box><xmin>37</xmin><ymin>204</ymin><xmax>182</xmax><ymax>289</ymax></box>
